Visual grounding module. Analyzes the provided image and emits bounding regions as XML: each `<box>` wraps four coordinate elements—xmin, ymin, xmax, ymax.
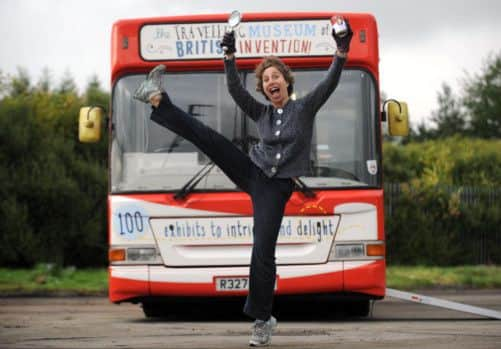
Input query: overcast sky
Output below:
<box><xmin>1</xmin><ymin>0</ymin><xmax>500</xmax><ymax>126</ymax></box>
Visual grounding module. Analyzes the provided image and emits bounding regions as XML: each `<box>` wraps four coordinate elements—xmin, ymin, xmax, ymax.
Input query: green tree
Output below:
<box><xmin>10</xmin><ymin>67</ymin><xmax>31</xmax><ymax>96</ymax></box>
<box><xmin>58</xmin><ymin>70</ymin><xmax>77</xmax><ymax>94</ymax></box>
<box><xmin>408</xmin><ymin>83</ymin><xmax>466</xmax><ymax>142</ymax></box>
<box><xmin>37</xmin><ymin>67</ymin><xmax>52</xmax><ymax>93</ymax></box>
<box><xmin>0</xmin><ymin>70</ymin><xmax>8</xmax><ymax>97</ymax></box>
<box><xmin>0</xmin><ymin>69</ymin><xmax>109</xmax><ymax>267</ymax></box>
<box><xmin>407</xmin><ymin>120</ymin><xmax>435</xmax><ymax>143</ymax></box>
<box><xmin>431</xmin><ymin>83</ymin><xmax>466</xmax><ymax>137</ymax></box>
<box><xmin>462</xmin><ymin>52</ymin><xmax>501</xmax><ymax>138</ymax></box>
<box><xmin>410</xmin><ymin>51</ymin><xmax>501</xmax><ymax>140</ymax></box>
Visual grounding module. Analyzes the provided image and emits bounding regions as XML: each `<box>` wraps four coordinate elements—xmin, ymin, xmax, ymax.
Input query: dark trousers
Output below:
<box><xmin>151</xmin><ymin>93</ymin><xmax>294</xmax><ymax>320</ymax></box>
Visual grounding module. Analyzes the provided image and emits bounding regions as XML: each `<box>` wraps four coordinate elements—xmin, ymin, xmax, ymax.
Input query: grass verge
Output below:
<box><xmin>0</xmin><ymin>264</ymin><xmax>107</xmax><ymax>296</ymax></box>
<box><xmin>386</xmin><ymin>265</ymin><xmax>501</xmax><ymax>290</ymax></box>
<box><xmin>1</xmin><ymin>264</ymin><xmax>500</xmax><ymax>295</ymax></box>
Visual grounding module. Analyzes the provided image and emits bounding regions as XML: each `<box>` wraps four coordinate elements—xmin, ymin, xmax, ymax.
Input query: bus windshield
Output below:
<box><xmin>110</xmin><ymin>68</ymin><xmax>380</xmax><ymax>193</ymax></box>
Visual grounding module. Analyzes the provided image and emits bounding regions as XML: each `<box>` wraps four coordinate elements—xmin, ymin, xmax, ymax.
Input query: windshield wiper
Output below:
<box><xmin>175</xmin><ymin>163</ymin><xmax>317</xmax><ymax>200</ymax></box>
<box><xmin>174</xmin><ymin>161</ymin><xmax>216</xmax><ymax>200</ymax></box>
<box><xmin>292</xmin><ymin>177</ymin><xmax>316</xmax><ymax>198</ymax></box>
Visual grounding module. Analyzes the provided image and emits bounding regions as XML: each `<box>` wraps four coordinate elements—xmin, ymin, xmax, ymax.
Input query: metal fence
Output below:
<box><xmin>384</xmin><ymin>183</ymin><xmax>501</xmax><ymax>265</ymax></box>
<box><xmin>385</xmin><ymin>183</ymin><xmax>501</xmax><ymax>214</ymax></box>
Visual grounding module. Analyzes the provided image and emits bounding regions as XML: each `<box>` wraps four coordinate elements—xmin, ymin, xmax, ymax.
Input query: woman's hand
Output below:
<box><xmin>149</xmin><ymin>93</ymin><xmax>162</xmax><ymax>108</ymax></box>
<box><xmin>331</xmin><ymin>17</ymin><xmax>353</xmax><ymax>55</ymax></box>
<box><xmin>221</xmin><ymin>31</ymin><xmax>236</xmax><ymax>57</ymax></box>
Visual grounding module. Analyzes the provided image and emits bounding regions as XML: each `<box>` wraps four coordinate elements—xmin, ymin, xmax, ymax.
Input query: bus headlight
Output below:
<box><xmin>127</xmin><ymin>248</ymin><xmax>157</xmax><ymax>261</ymax></box>
<box><xmin>109</xmin><ymin>246</ymin><xmax>163</xmax><ymax>264</ymax></box>
<box><xmin>334</xmin><ymin>244</ymin><xmax>365</xmax><ymax>259</ymax></box>
<box><xmin>328</xmin><ymin>241</ymin><xmax>385</xmax><ymax>261</ymax></box>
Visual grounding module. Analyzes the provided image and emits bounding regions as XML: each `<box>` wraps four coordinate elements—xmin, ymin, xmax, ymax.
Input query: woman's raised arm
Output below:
<box><xmin>302</xmin><ymin>17</ymin><xmax>353</xmax><ymax>114</ymax></box>
<box><xmin>221</xmin><ymin>31</ymin><xmax>266</xmax><ymax>121</ymax></box>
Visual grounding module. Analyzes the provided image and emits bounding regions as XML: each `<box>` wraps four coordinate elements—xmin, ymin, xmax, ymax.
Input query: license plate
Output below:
<box><xmin>215</xmin><ymin>277</ymin><xmax>249</xmax><ymax>291</ymax></box>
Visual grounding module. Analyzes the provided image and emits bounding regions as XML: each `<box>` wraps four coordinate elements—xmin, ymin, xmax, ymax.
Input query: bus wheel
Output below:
<box><xmin>347</xmin><ymin>300</ymin><xmax>370</xmax><ymax>317</ymax></box>
<box><xmin>142</xmin><ymin>301</ymin><xmax>166</xmax><ymax>318</ymax></box>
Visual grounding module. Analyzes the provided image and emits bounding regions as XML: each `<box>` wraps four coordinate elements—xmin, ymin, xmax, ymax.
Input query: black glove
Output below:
<box><xmin>220</xmin><ymin>31</ymin><xmax>236</xmax><ymax>54</ymax></box>
<box><xmin>332</xmin><ymin>19</ymin><xmax>353</xmax><ymax>53</ymax></box>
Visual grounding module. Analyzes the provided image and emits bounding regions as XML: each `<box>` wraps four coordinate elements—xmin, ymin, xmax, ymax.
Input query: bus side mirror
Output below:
<box><xmin>79</xmin><ymin>106</ymin><xmax>104</xmax><ymax>143</ymax></box>
<box><xmin>383</xmin><ymin>99</ymin><xmax>409</xmax><ymax>137</ymax></box>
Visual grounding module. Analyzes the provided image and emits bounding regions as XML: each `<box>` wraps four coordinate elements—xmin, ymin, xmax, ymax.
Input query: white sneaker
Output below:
<box><xmin>133</xmin><ymin>64</ymin><xmax>165</xmax><ymax>103</ymax></box>
<box><xmin>249</xmin><ymin>316</ymin><xmax>277</xmax><ymax>347</ymax></box>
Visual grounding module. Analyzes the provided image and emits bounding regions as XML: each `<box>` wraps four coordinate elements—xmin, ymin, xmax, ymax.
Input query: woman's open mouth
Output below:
<box><xmin>269</xmin><ymin>86</ymin><xmax>280</xmax><ymax>98</ymax></box>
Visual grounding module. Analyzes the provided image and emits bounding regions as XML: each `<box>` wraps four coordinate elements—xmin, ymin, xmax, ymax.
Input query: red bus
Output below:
<box><xmin>79</xmin><ymin>11</ymin><xmax>409</xmax><ymax>317</ymax></box>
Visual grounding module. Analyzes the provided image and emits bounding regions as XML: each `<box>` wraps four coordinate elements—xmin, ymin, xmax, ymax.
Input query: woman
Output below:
<box><xmin>133</xmin><ymin>17</ymin><xmax>352</xmax><ymax>347</ymax></box>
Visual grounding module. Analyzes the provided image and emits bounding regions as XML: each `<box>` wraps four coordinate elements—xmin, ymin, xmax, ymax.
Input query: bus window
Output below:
<box><xmin>111</xmin><ymin>72</ymin><xmax>239</xmax><ymax>193</ymax></box>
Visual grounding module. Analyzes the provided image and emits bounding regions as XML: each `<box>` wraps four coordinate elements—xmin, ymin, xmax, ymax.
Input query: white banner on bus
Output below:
<box><xmin>150</xmin><ymin>215</ymin><xmax>339</xmax><ymax>244</ymax></box>
<box><xmin>140</xmin><ymin>19</ymin><xmax>336</xmax><ymax>60</ymax></box>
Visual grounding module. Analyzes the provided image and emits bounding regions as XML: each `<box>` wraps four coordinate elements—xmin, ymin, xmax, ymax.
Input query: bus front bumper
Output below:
<box><xmin>109</xmin><ymin>260</ymin><xmax>385</xmax><ymax>303</ymax></box>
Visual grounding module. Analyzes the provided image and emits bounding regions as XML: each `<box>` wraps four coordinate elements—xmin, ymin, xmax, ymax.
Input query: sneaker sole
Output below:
<box><xmin>248</xmin><ymin>317</ymin><xmax>277</xmax><ymax>347</ymax></box>
<box><xmin>249</xmin><ymin>340</ymin><xmax>271</xmax><ymax>347</ymax></box>
<box><xmin>148</xmin><ymin>64</ymin><xmax>166</xmax><ymax>79</ymax></box>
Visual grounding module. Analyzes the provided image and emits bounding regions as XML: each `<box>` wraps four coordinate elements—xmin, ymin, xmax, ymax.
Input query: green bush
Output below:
<box><xmin>0</xmin><ymin>72</ymin><xmax>108</xmax><ymax>267</ymax></box>
<box><xmin>384</xmin><ymin>137</ymin><xmax>501</xmax><ymax>186</ymax></box>
<box><xmin>386</xmin><ymin>188</ymin><xmax>501</xmax><ymax>265</ymax></box>
<box><xmin>385</xmin><ymin>184</ymin><xmax>462</xmax><ymax>265</ymax></box>
<box><xmin>384</xmin><ymin>137</ymin><xmax>501</xmax><ymax>265</ymax></box>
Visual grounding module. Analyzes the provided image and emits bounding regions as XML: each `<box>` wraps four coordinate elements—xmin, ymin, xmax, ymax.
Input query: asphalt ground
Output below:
<box><xmin>1</xmin><ymin>290</ymin><xmax>500</xmax><ymax>348</ymax></box>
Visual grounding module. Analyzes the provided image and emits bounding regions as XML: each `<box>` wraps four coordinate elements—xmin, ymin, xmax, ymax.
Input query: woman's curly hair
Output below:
<box><xmin>255</xmin><ymin>56</ymin><xmax>295</xmax><ymax>99</ymax></box>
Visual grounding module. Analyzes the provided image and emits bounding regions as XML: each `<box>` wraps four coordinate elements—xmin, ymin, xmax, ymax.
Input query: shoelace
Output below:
<box><xmin>252</xmin><ymin>322</ymin><xmax>268</xmax><ymax>339</ymax></box>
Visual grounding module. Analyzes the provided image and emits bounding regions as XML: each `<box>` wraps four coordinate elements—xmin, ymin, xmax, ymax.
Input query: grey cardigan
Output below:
<box><xmin>224</xmin><ymin>55</ymin><xmax>346</xmax><ymax>178</ymax></box>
